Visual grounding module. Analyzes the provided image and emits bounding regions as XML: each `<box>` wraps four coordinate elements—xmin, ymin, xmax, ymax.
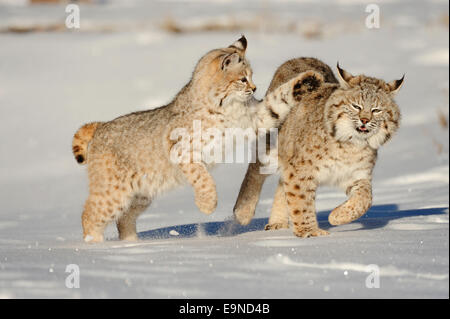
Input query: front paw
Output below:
<box><xmin>195</xmin><ymin>191</ymin><xmax>217</xmax><ymax>215</ymax></box>
<box><xmin>265</xmin><ymin>223</ymin><xmax>289</xmax><ymax>231</ymax></box>
<box><xmin>292</xmin><ymin>71</ymin><xmax>325</xmax><ymax>102</ymax></box>
<box><xmin>119</xmin><ymin>233</ymin><xmax>138</xmax><ymax>242</ymax></box>
<box><xmin>83</xmin><ymin>233</ymin><xmax>104</xmax><ymax>243</ymax></box>
<box><xmin>293</xmin><ymin>227</ymin><xmax>329</xmax><ymax>238</ymax></box>
<box><xmin>328</xmin><ymin>205</ymin><xmax>367</xmax><ymax>225</ymax></box>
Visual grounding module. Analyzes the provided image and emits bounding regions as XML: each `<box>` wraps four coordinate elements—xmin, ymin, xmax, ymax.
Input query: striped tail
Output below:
<box><xmin>72</xmin><ymin>122</ymin><xmax>101</xmax><ymax>165</ymax></box>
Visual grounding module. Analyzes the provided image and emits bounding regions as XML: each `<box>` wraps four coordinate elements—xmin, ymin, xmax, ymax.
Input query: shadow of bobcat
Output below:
<box><xmin>138</xmin><ymin>204</ymin><xmax>448</xmax><ymax>240</ymax></box>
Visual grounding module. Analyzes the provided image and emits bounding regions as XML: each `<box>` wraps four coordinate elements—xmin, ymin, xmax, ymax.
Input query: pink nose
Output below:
<box><xmin>360</xmin><ymin>118</ymin><xmax>370</xmax><ymax>125</ymax></box>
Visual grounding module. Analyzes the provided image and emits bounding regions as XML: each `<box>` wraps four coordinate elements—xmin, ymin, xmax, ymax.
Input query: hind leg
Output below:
<box><xmin>81</xmin><ymin>195</ymin><xmax>125</xmax><ymax>242</ymax></box>
<box><xmin>82</xmin><ymin>154</ymin><xmax>132</xmax><ymax>243</ymax></box>
<box><xmin>82</xmin><ymin>197</ymin><xmax>106</xmax><ymax>243</ymax></box>
<box><xmin>265</xmin><ymin>179</ymin><xmax>289</xmax><ymax>230</ymax></box>
<box><xmin>116</xmin><ymin>195</ymin><xmax>151</xmax><ymax>241</ymax></box>
<box><xmin>82</xmin><ymin>192</ymin><xmax>130</xmax><ymax>243</ymax></box>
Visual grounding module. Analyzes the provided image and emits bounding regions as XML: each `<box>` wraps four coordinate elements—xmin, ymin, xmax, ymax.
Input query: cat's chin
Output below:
<box><xmin>243</xmin><ymin>93</ymin><xmax>254</xmax><ymax>101</ymax></box>
<box><xmin>234</xmin><ymin>94</ymin><xmax>253</xmax><ymax>104</ymax></box>
<box><xmin>334</xmin><ymin>126</ymin><xmax>375</xmax><ymax>145</ymax></box>
<box><xmin>350</xmin><ymin>129</ymin><xmax>385</xmax><ymax>148</ymax></box>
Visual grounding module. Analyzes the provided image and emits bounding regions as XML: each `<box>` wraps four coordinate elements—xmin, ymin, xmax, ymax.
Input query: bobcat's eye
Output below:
<box><xmin>372</xmin><ymin>108</ymin><xmax>382</xmax><ymax>114</ymax></box>
<box><xmin>240</xmin><ymin>77</ymin><xmax>248</xmax><ymax>83</ymax></box>
<box><xmin>351</xmin><ymin>103</ymin><xmax>362</xmax><ymax>111</ymax></box>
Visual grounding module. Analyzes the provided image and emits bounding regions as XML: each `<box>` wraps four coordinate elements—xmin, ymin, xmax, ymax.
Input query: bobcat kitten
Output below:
<box><xmin>72</xmin><ymin>37</ymin><xmax>311</xmax><ymax>242</ymax></box>
<box><xmin>233</xmin><ymin>57</ymin><xmax>404</xmax><ymax>237</ymax></box>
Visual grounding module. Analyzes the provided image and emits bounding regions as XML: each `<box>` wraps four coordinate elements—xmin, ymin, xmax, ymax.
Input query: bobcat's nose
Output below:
<box><xmin>252</xmin><ymin>86</ymin><xmax>257</xmax><ymax>92</ymax></box>
<box><xmin>360</xmin><ymin>118</ymin><xmax>370</xmax><ymax>125</ymax></box>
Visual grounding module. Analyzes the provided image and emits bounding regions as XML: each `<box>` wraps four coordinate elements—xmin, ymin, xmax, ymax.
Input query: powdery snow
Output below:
<box><xmin>0</xmin><ymin>0</ymin><xmax>448</xmax><ymax>298</ymax></box>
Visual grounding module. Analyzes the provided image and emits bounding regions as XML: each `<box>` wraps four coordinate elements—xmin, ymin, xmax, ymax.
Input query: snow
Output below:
<box><xmin>0</xmin><ymin>0</ymin><xmax>448</xmax><ymax>298</ymax></box>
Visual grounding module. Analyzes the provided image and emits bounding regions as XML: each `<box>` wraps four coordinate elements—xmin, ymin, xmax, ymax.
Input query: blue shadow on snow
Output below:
<box><xmin>138</xmin><ymin>204</ymin><xmax>448</xmax><ymax>240</ymax></box>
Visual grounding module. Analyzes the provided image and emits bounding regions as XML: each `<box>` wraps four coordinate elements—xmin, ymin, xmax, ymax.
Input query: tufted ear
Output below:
<box><xmin>336</xmin><ymin>62</ymin><xmax>354</xmax><ymax>89</ymax></box>
<box><xmin>221</xmin><ymin>52</ymin><xmax>241</xmax><ymax>71</ymax></box>
<box><xmin>229</xmin><ymin>35</ymin><xmax>247</xmax><ymax>52</ymax></box>
<box><xmin>386</xmin><ymin>75</ymin><xmax>405</xmax><ymax>95</ymax></box>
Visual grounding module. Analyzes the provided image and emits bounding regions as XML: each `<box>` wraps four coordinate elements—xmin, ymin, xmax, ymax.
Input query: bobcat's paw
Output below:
<box><xmin>329</xmin><ymin>205</ymin><xmax>367</xmax><ymax>225</ymax></box>
<box><xmin>83</xmin><ymin>233</ymin><xmax>104</xmax><ymax>243</ymax></box>
<box><xmin>233</xmin><ymin>204</ymin><xmax>256</xmax><ymax>226</ymax></box>
<box><xmin>292</xmin><ymin>71</ymin><xmax>325</xmax><ymax>102</ymax></box>
<box><xmin>293</xmin><ymin>227</ymin><xmax>329</xmax><ymax>238</ymax></box>
<box><xmin>195</xmin><ymin>191</ymin><xmax>217</xmax><ymax>215</ymax></box>
<box><xmin>265</xmin><ymin>222</ymin><xmax>289</xmax><ymax>231</ymax></box>
<box><xmin>119</xmin><ymin>233</ymin><xmax>138</xmax><ymax>242</ymax></box>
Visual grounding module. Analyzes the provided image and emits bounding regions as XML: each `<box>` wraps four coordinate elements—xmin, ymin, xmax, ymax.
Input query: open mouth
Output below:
<box><xmin>356</xmin><ymin>126</ymin><xmax>370</xmax><ymax>133</ymax></box>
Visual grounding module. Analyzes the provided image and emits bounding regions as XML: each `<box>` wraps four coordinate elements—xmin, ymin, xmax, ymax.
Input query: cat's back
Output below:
<box><xmin>90</xmin><ymin>104</ymin><xmax>173</xmax><ymax>154</ymax></box>
<box><xmin>266</xmin><ymin>57</ymin><xmax>338</xmax><ymax>95</ymax></box>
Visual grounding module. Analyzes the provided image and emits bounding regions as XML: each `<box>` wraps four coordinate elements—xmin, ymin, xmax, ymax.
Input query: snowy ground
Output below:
<box><xmin>0</xmin><ymin>0</ymin><xmax>448</xmax><ymax>298</ymax></box>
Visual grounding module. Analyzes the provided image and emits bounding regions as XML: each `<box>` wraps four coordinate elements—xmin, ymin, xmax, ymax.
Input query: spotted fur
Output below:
<box><xmin>74</xmin><ymin>37</ymin><xmax>307</xmax><ymax>243</ymax></box>
<box><xmin>234</xmin><ymin>58</ymin><xmax>404</xmax><ymax>237</ymax></box>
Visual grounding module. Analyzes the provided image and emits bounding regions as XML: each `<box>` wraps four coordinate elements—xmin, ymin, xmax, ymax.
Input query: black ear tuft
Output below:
<box><xmin>336</xmin><ymin>61</ymin><xmax>341</xmax><ymax>72</ymax></box>
<box><xmin>387</xmin><ymin>74</ymin><xmax>405</xmax><ymax>95</ymax></box>
<box><xmin>238</xmin><ymin>35</ymin><xmax>247</xmax><ymax>51</ymax></box>
<box><xmin>229</xmin><ymin>35</ymin><xmax>247</xmax><ymax>51</ymax></box>
<box><xmin>394</xmin><ymin>74</ymin><xmax>405</xmax><ymax>89</ymax></box>
<box><xmin>336</xmin><ymin>62</ymin><xmax>345</xmax><ymax>80</ymax></box>
<box><xmin>336</xmin><ymin>62</ymin><xmax>353</xmax><ymax>87</ymax></box>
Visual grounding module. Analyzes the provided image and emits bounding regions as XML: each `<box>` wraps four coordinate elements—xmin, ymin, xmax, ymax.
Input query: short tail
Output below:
<box><xmin>72</xmin><ymin>122</ymin><xmax>101</xmax><ymax>165</ymax></box>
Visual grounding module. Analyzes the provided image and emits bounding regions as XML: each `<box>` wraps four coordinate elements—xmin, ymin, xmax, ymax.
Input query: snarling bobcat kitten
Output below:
<box><xmin>72</xmin><ymin>37</ymin><xmax>310</xmax><ymax>243</ymax></box>
<box><xmin>233</xmin><ymin>57</ymin><xmax>404</xmax><ymax>237</ymax></box>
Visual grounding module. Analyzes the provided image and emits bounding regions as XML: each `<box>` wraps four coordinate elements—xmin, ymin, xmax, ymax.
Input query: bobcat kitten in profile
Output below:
<box><xmin>234</xmin><ymin>57</ymin><xmax>404</xmax><ymax>237</ymax></box>
<box><xmin>72</xmin><ymin>37</ymin><xmax>312</xmax><ymax>243</ymax></box>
